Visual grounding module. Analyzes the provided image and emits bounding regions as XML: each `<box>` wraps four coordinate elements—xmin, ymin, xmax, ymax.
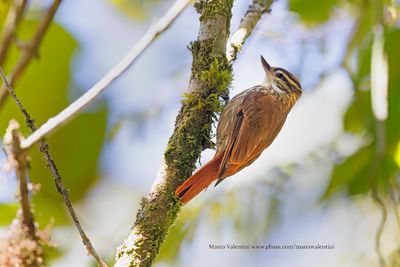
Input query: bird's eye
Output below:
<box><xmin>276</xmin><ymin>73</ymin><xmax>284</xmax><ymax>79</ymax></box>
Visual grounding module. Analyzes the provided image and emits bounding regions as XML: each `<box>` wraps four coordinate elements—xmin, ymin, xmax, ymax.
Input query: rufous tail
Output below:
<box><xmin>175</xmin><ymin>153</ymin><xmax>223</xmax><ymax>205</ymax></box>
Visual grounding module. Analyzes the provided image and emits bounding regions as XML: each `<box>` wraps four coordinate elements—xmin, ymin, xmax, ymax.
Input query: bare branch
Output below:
<box><xmin>0</xmin><ymin>0</ymin><xmax>63</xmax><ymax>108</ymax></box>
<box><xmin>0</xmin><ymin>66</ymin><xmax>107</xmax><ymax>267</ymax></box>
<box><xmin>3</xmin><ymin>120</ymin><xmax>36</xmax><ymax>238</ymax></box>
<box><xmin>227</xmin><ymin>0</ymin><xmax>274</xmax><ymax>63</ymax></box>
<box><xmin>0</xmin><ymin>0</ymin><xmax>28</xmax><ymax>65</ymax></box>
<box><xmin>19</xmin><ymin>0</ymin><xmax>191</xmax><ymax>151</ymax></box>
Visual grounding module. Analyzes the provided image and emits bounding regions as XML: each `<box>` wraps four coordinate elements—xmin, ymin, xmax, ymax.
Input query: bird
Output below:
<box><xmin>175</xmin><ymin>55</ymin><xmax>302</xmax><ymax>204</ymax></box>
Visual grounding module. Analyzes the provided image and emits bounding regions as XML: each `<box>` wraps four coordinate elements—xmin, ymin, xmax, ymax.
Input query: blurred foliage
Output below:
<box><xmin>0</xmin><ymin>17</ymin><xmax>107</xmax><ymax>225</ymax></box>
<box><xmin>110</xmin><ymin>0</ymin><xmax>163</xmax><ymax>20</ymax></box>
<box><xmin>0</xmin><ymin>1</ymin><xmax>9</xmax><ymax>25</ymax></box>
<box><xmin>0</xmin><ymin>204</ymin><xmax>18</xmax><ymax>224</ymax></box>
<box><xmin>288</xmin><ymin>0</ymin><xmax>339</xmax><ymax>23</ymax></box>
<box><xmin>322</xmin><ymin>0</ymin><xmax>400</xmax><ymax>197</ymax></box>
<box><xmin>288</xmin><ymin>0</ymin><xmax>400</xmax><ymax>199</ymax></box>
<box><xmin>395</xmin><ymin>142</ymin><xmax>400</xmax><ymax>167</ymax></box>
<box><xmin>0</xmin><ymin>3</ymin><xmax>8</xmax><ymax>15</ymax></box>
<box><xmin>389</xmin><ymin>248</ymin><xmax>400</xmax><ymax>267</ymax></box>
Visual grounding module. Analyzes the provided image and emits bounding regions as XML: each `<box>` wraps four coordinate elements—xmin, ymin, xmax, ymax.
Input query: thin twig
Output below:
<box><xmin>0</xmin><ymin>0</ymin><xmax>63</xmax><ymax>109</ymax></box>
<box><xmin>388</xmin><ymin>180</ymin><xmax>400</xmax><ymax>238</ymax></box>
<box><xmin>19</xmin><ymin>0</ymin><xmax>191</xmax><ymax>151</ymax></box>
<box><xmin>0</xmin><ymin>66</ymin><xmax>108</xmax><ymax>267</ymax></box>
<box><xmin>0</xmin><ymin>0</ymin><xmax>28</xmax><ymax>65</ymax></box>
<box><xmin>226</xmin><ymin>0</ymin><xmax>274</xmax><ymax>63</ymax></box>
<box><xmin>3</xmin><ymin>120</ymin><xmax>36</xmax><ymax>238</ymax></box>
<box><xmin>372</xmin><ymin>187</ymin><xmax>388</xmax><ymax>267</ymax></box>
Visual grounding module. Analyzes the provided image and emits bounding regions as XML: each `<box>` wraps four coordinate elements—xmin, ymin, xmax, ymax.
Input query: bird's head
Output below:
<box><xmin>260</xmin><ymin>55</ymin><xmax>302</xmax><ymax>97</ymax></box>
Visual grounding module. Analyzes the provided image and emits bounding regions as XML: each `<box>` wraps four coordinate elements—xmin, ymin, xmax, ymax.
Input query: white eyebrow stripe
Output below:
<box><xmin>275</xmin><ymin>70</ymin><xmax>301</xmax><ymax>91</ymax></box>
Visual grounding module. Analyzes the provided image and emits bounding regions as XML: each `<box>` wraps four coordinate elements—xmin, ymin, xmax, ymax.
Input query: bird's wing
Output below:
<box><xmin>216</xmin><ymin>90</ymin><xmax>288</xmax><ymax>181</ymax></box>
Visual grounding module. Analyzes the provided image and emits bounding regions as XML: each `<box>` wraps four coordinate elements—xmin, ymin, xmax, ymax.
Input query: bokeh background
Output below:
<box><xmin>1</xmin><ymin>0</ymin><xmax>400</xmax><ymax>266</ymax></box>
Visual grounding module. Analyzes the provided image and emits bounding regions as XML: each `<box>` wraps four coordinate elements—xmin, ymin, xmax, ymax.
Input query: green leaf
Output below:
<box><xmin>347</xmin><ymin>154</ymin><xmax>375</xmax><ymax>195</ymax></box>
<box><xmin>395</xmin><ymin>142</ymin><xmax>400</xmax><ymax>168</ymax></box>
<box><xmin>288</xmin><ymin>0</ymin><xmax>338</xmax><ymax>23</ymax></box>
<box><xmin>0</xmin><ymin>2</ymin><xmax>10</xmax><ymax>27</ymax></box>
<box><xmin>323</xmin><ymin>146</ymin><xmax>373</xmax><ymax>198</ymax></box>
<box><xmin>0</xmin><ymin>203</ymin><xmax>18</xmax><ymax>225</ymax></box>
<box><xmin>343</xmin><ymin>90</ymin><xmax>375</xmax><ymax>134</ymax></box>
<box><xmin>343</xmin><ymin>18</ymin><xmax>374</xmax><ymax>135</ymax></box>
<box><xmin>355</xmin><ymin>35</ymin><xmax>373</xmax><ymax>85</ymax></box>
<box><xmin>0</xmin><ymin>21</ymin><xmax>107</xmax><ymax>225</ymax></box>
<box><xmin>385</xmin><ymin>28</ymin><xmax>400</xmax><ymax>149</ymax></box>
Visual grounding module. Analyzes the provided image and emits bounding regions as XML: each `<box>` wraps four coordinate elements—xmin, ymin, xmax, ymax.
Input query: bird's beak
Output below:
<box><xmin>261</xmin><ymin>55</ymin><xmax>273</xmax><ymax>84</ymax></box>
<box><xmin>261</xmin><ymin>55</ymin><xmax>272</xmax><ymax>73</ymax></box>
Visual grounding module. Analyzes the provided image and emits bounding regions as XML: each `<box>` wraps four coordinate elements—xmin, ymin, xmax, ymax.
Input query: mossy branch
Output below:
<box><xmin>114</xmin><ymin>1</ymin><xmax>234</xmax><ymax>266</ymax></box>
<box><xmin>114</xmin><ymin>0</ymin><xmax>275</xmax><ymax>266</ymax></box>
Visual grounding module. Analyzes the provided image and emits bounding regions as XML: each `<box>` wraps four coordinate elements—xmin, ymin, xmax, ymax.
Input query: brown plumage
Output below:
<box><xmin>176</xmin><ymin>56</ymin><xmax>302</xmax><ymax>204</ymax></box>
